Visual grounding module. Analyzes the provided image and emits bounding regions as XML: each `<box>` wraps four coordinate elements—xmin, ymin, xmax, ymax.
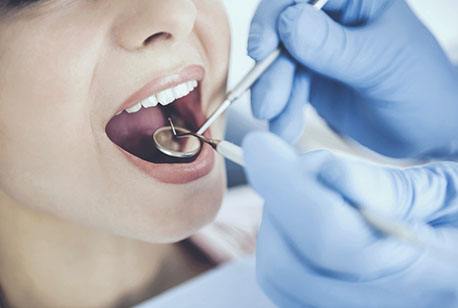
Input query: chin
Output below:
<box><xmin>103</xmin><ymin>153</ymin><xmax>227</xmax><ymax>244</ymax></box>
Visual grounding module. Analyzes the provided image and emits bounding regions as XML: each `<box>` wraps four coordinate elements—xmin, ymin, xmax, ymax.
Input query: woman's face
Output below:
<box><xmin>0</xmin><ymin>0</ymin><xmax>230</xmax><ymax>242</ymax></box>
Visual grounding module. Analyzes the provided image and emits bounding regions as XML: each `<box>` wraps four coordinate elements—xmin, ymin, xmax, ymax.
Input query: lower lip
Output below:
<box><xmin>119</xmin><ymin>140</ymin><xmax>215</xmax><ymax>185</ymax></box>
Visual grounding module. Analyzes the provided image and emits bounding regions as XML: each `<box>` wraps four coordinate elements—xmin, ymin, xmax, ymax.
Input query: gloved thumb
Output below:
<box><xmin>317</xmin><ymin>156</ymin><xmax>454</xmax><ymax>223</ymax></box>
<box><xmin>278</xmin><ymin>3</ymin><xmax>377</xmax><ymax>86</ymax></box>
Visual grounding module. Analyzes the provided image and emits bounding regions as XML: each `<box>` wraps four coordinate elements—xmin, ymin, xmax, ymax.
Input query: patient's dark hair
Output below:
<box><xmin>3</xmin><ymin>0</ymin><xmax>40</xmax><ymax>5</ymax></box>
<box><xmin>1</xmin><ymin>0</ymin><xmax>40</xmax><ymax>10</ymax></box>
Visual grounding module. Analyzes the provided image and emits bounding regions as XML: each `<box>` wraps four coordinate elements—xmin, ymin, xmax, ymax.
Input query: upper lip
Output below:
<box><xmin>114</xmin><ymin>64</ymin><xmax>205</xmax><ymax>116</ymax></box>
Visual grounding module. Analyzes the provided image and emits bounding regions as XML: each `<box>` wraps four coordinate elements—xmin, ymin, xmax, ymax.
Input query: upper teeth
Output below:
<box><xmin>125</xmin><ymin>80</ymin><xmax>198</xmax><ymax>114</ymax></box>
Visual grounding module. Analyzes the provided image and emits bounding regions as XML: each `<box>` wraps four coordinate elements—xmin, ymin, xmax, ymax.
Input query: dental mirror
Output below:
<box><xmin>153</xmin><ymin>122</ymin><xmax>245</xmax><ymax>166</ymax></box>
<box><xmin>153</xmin><ymin>125</ymin><xmax>202</xmax><ymax>159</ymax></box>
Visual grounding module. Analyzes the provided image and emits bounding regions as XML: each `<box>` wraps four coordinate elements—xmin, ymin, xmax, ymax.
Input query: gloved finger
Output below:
<box><xmin>243</xmin><ymin>133</ymin><xmax>419</xmax><ymax>278</ymax></box>
<box><xmin>277</xmin><ymin>2</ymin><xmax>380</xmax><ymax>87</ymax></box>
<box><xmin>269</xmin><ymin>69</ymin><xmax>310</xmax><ymax>144</ymax></box>
<box><xmin>317</xmin><ymin>155</ymin><xmax>458</xmax><ymax>222</ymax></box>
<box><xmin>251</xmin><ymin>53</ymin><xmax>296</xmax><ymax>120</ymax></box>
<box><xmin>258</xmin><ymin>212</ymin><xmax>458</xmax><ymax>308</ymax></box>
<box><xmin>248</xmin><ymin>0</ymin><xmax>295</xmax><ymax>61</ymax></box>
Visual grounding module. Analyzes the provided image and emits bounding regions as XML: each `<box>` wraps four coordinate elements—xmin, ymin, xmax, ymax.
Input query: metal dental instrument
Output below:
<box><xmin>154</xmin><ymin>119</ymin><xmax>245</xmax><ymax>166</ymax></box>
<box><xmin>153</xmin><ymin>0</ymin><xmax>329</xmax><ymax>160</ymax></box>
<box><xmin>150</xmin><ymin>0</ymin><xmax>458</xmax><ymax>263</ymax></box>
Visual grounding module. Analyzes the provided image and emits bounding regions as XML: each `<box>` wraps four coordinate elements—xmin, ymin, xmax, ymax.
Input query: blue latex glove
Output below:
<box><xmin>248</xmin><ymin>0</ymin><xmax>458</xmax><ymax>158</ymax></box>
<box><xmin>243</xmin><ymin>132</ymin><xmax>458</xmax><ymax>308</ymax></box>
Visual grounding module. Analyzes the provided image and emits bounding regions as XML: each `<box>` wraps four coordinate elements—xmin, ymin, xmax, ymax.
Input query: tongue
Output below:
<box><xmin>106</xmin><ymin>106</ymin><xmax>169</xmax><ymax>162</ymax></box>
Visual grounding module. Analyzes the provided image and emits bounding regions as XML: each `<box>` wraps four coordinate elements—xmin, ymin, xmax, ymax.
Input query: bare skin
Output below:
<box><xmin>0</xmin><ymin>191</ymin><xmax>168</xmax><ymax>307</ymax></box>
<box><xmin>0</xmin><ymin>0</ymin><xmax>230</xmax><ymax>307</ymax></box>
<box><xmin>0</xmin><ymin>191</ymin><xmax>214</xmax><ymax>307</ymax></box>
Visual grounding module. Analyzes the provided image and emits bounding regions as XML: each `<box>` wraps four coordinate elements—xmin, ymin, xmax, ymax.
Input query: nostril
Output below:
<box><xmin>143</xmin><ymin>32</ymin><xmax>172</xmax><ymax>46</ymax></box>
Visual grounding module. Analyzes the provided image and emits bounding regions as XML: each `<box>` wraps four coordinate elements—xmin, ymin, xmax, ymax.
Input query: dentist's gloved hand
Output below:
<box><xmin>243</xmin><ymin>132</ymin><xmax>458</xmax><ymax>308</ymax></box>
<box><xmin>248</xmin><ymin>0</ymin><xmax>458</xmax><ymax>158</ymax></box>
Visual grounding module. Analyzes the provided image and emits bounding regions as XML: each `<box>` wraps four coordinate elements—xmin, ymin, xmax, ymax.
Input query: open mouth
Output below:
<box><xmin>105</xmin><ymin>80</ymin><xmax>205</xmax><ymax>164</ymax></box>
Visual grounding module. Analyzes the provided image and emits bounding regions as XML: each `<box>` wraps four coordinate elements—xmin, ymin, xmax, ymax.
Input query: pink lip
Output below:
<box><xmin>120</xmin><ymin>141</ymin><xmax>215</xmax><ymax>185</ymax></box>
<box><xmin>115</xmin><ymin>65</ymin><xmax>205</xmax><ymax>115</ymax></box>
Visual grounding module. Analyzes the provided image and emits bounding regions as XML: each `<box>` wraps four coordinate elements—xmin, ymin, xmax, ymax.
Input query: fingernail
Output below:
<box><xmin>248</xmin><ymin>22</ymin><xmax>266</xmax><ymax>61</ymax></box>
<box><xmin>277</xmin><ymin>6</ymin><xmax>306</xmax><ymax>55</ymax></box>
<box><xmin>285</xmin><ymin>5</ymin><xmax>327</xmax><ymax>50</ymax></box>
<box><xmin>253</xmin><ymin>107</ymin><xmax>270</xmax><ymax>120</ymax></box>
<box><xmin>280</xmin><ymin>4</ymin><xmax>303</xmax><ymax>24</ymax></box>
<box><xmin>253</xmin><ymin>93</ymin><xmax>274</xmax><ymax>120</ymax></box>
<box><xmin>251</xmin><ymin>78</ymin><xmax>272</xmax><ymax>119</ymax></box>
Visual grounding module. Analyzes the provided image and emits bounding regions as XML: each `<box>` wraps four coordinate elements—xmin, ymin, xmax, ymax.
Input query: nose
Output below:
<box><xmin>113</xmin><ymin>0</ymin><xmax>198</xmax><ymax>51</ymax></box>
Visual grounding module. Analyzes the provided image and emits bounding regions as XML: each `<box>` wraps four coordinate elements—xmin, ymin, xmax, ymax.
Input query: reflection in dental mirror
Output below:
<box><xmin>153</xmin><ymin>126</ymin><xmax>202</xmax><ymax>159</ymax></box>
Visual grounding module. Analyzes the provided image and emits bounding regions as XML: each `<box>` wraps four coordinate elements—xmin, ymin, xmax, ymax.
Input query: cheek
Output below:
<box><xmin>0</xmin><ymin>37</ymin><xmax>96</xmax><ymax>191</ymax></box>
<box><xmin>0</xmin><ymin>18</ymin><xmax>111</xmax><ymax>223</ymax></box>
<box><xmin>135</xmin><ymin>163</ymin><xmax>226</xmax><ymax>243</ymax></box>
<box><xmin>0</xmin><ymin>18</ymin><xmax>104</xmax><ymax>159</ymax></box>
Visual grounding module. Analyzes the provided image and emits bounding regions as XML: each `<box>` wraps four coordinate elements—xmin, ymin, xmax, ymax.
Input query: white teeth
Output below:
<box><xmin>186</xmin><ymin>80</ymin><xmax>198</xmax><ymax>92</ymax></box>
<box><xmin>123</xmin><ymin>79</ymin><xmax>199</xmax><ymax>114</ymax></box>
<box><xmin>173</xmin><ymin>83</ymin><xmax>190</xmax><ymax>99</ymax></box>
<box><xmin>157</xmin><ymin>89</ymin><xmax>175</xmax><ymax>106</ymax></box>
<box><xmin>141</xmin><ymin>95</ymin><xmax>158</xmax><ymax>108</ymax></box>
<box><xmin>126</xmin><ymin>102</ymin><xmax>142</xmax><ymax>114</ymax></box>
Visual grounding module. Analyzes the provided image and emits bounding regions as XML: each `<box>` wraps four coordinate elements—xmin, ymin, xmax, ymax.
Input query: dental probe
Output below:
<box><xmin>196</xmin><ymin>48</ymin><xmax>280</xmax><ymax>135</ymax></box>
<box><xmin>195</xmin><ymin>0</ymin><xmax>329</xmax><ymax>136</ymax></box>
<box><xmin>153</xmin><ymin>0</ymin><xmax>329</xmax><ymax>158</ymax></box>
